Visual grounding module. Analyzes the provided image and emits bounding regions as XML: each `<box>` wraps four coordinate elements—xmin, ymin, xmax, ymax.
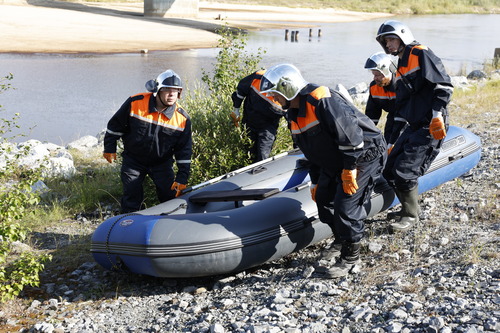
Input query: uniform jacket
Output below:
<box><xmin>365</xmin><ymin>79</ymin><xmax>404</xmax><ymax>144</ymax></box>
<box><xmin>365</xmin><ymin>79</ymin><xmax>396</xmax><ymax>125</ymax></box>
<box><xmin>231</xmin><ymin>70</ymin><xmax>285</xmax><ymax>130</ymax></box>
<box><xmin>287</xmin><ymin>84</ymin><xmax>386</xmax><ymax>184</ymax></box>
<box><xmin>103</xmin><ymin>92</ymin><xmax>192</xmax><ymax>184</ymax></box>
<box><xmin>392</xmin><ymin>42</ymin><xmax>453</xmax><ymax>143</ymax></box>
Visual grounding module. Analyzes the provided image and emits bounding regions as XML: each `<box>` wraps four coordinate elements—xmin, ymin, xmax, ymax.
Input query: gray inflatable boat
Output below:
<box><xmin>91</xmin><ymin>126</ymin><xmax>481</xmax><ymax>278</ymax></box>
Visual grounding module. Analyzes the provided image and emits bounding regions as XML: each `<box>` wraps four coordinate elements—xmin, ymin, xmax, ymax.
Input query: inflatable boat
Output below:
<box><xmin>91</xmin><ymin>126</ymin><xmax>481</xmax><ymax>278</ymax></box>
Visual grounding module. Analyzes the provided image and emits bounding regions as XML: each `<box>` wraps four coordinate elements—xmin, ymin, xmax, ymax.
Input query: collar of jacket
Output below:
<box><xmin>400</xmin><ymin>42</ymin><xmax>421</xmax><ymax>67</ymax></box>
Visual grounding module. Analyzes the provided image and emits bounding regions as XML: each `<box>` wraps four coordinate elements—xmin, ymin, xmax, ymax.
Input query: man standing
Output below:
<box><xmin>364</xmin><ymin>51</ymin><xmax>401</xmax><ymax>144</ymax></box>
<box><xmin>103</xmin><ymin>69</ymin><xmax>192</xmax><ymax>213</ymax></box>
<box><xmin>376</xmin><ymin>20</ymin><xmax>453</xmax><ymax>231</ymax></box>
<box><xmin>230</xmin><ymin>69</ymin><xmax>285</xmax><ymax>162</ymax></box>
<box><xmin>260</xmin><ymin>64</ymin><xmax>386</xmax><ymax>278</ymax></box>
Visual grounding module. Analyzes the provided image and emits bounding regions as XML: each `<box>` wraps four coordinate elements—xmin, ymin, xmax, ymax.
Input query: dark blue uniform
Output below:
<box><xmin>384</xmin><ymin>43</ymin><xmax>453</xmax><ymax>191</ymax></box>
<box><xmin>287</xmin><ymin>84</ymin><xmax>386</xmax><ymax>243</ymax></box>
<box><xmin>104</xmin><ymin>93</ymin><xmax>192</xmax><ymax>213</ymax></box>
<box><xmin>232</xmin><ymin>70</ymin><xmax>285</xmax><ymax>162</ymax></box>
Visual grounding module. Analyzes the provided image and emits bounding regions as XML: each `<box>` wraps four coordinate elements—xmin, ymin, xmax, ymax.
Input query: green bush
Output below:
<box><xmin>0</xmin><ymin>74</ymin><xmax>52</xmax><ymax>302</ymax></box>
<box><xmin>183</xmin><ymin>26</ymin><xmax>293</xmax><ymax>185</ymax></box>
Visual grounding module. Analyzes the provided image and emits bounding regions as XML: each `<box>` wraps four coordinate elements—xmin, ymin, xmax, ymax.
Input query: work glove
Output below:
<box><xmin>387</xmin><ymin>144</ymin><xmax>394</xmax><ymax>155</ymax></box>
<box><xmin>429</xmin><ymin>112</ymin><xmax>446</xmax><ymax>140</ymax></box>
<box><xmin>170</xmin><ymin>182</ymin><xmax>187</xmax><ymax>197</ymax></box>
<box><xmin>103</xmin><ymin>152</ymin><xmax>117</xmax><ymax>163</ymax></box>
<box><xmin>341</xmin><ymin>169</ymin><xmax>358</xmax><ymax>195</ymax></box>
<box><xmin>310</xmin><ymin>183</ymin><xmax>317</xmax><ymax>202</ymax></box>
<box><xmin>230</xmin><ymin>108</ymin><xmax>240</xmax><ymax>127</ymax></box>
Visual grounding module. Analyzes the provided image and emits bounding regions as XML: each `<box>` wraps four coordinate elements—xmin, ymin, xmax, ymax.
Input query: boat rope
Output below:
<box><xmin>159</xmin><ymin>203</ymin><xmax>188</xmax><ymax>216</ymax></box>
<box><xmin>105</xmin><ymin>213</ymin><xmax>140</xmax><ymax>271</ymax></box>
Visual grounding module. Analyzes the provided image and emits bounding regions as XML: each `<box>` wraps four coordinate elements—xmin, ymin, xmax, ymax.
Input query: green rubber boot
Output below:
<box><xmin>390</xmin><ymin>187</ymin><xmax>420</xmax><ymax>232</ymax></box>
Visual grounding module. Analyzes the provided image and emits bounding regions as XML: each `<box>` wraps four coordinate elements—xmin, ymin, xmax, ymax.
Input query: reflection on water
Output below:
<box><xmin>0</xmin><ymin>14</ymin><xmax>498</xmax><ymax>144</ymax></box>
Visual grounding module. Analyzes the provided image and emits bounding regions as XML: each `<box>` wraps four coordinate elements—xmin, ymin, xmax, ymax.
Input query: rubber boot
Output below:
<box><xmin>390</xmin><ymin>187</ymin><xmax>420</xmax><ymax>232</ymax></box>
<box><xmin>322</xmin><ymin>242</ymin><xmax>361</xmax><ymax>278</ymax></box>
<box><xmin>321</xmin><ymin>240</ymin><xmax>343</xmax><ymax>261</ymax></box>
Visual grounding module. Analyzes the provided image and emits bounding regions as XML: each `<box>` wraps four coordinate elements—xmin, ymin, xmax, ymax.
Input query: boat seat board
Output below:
<box><xmin>189</xmin><ymin>188</ymin><xmax>280</xmax><ymax>203</ymax></box>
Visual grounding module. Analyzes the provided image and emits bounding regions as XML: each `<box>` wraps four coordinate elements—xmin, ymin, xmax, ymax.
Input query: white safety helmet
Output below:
<box><xmin>145</xmin><ymin>69</ymin><xmax>183</xmax><ymax>96</ymax></box>
<box><xmin>260</xmin><ymin>63</ymin><xmax>308</xmax><ymax>101</ymax></box>
<box><xmin>364</xmin><ymin>52</ymin><xmax>396</xmax><ymax>78</ymax></box>
<box><xmin>376</xmin><ymin>20</ymin><xmax>415</xmax><ymax>54</ymax></box>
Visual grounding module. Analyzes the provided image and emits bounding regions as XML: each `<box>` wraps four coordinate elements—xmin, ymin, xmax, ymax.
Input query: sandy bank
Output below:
<box><xmin>0</xmin><ymin>0</ymin><xmax>392</xmax><ymax>53</ymax></box>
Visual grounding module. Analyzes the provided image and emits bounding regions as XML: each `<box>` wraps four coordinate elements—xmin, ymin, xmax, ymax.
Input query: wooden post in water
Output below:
<box><xmin>285</xmin><ymin>29</ymin><xmax>289</xmax><ymax>41</ymax></box>
<box><xmin>295</xmin><ymin>31</ymin><xmax>299</xmax><ymax>41</ymax></box>
<box><xmin>309</xmin><ymin>29</ymin><xmax>313</xmax><ymax>37</ymax></box>
<box><xmin>291</xmin><ymin>31</ymin><xmax>296</xmax><ymax>42</ymax></box>
<box><xmin>318</xmin><ymin>29</ymin><xmax>322</xmax><ymax>37</ymax></box>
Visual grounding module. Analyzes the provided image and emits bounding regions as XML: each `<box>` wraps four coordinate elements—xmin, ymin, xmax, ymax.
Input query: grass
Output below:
<box><xmin>203</xmin><ymin>0</ymin><xmax>500</xmax><ymax>14</ymax></box>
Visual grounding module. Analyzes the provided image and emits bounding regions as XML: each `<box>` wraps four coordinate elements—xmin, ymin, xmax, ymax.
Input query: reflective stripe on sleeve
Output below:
<box><xmin>106</xmin><ymin>129</ymin><xmax>124</xmax><ymax>136</ymax></box>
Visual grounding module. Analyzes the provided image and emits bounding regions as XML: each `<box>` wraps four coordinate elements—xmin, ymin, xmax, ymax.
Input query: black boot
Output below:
<box><xmin>321</xmin><ymin>240</ymin><xmax>343</xmax><ymax>261</ymax></box>
<box><xmin>390</xmin><ymin>186</ymin><xmax>420</xmax><ymax>232</ymax></box>
<box><xmin>323</xmin><ymin>242</ymin><xmax>361</xmax><ymax>278</ymax></box>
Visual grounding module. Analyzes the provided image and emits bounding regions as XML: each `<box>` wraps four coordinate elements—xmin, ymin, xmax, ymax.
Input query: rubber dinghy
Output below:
<box><xmin>91</xmin><ymin>126</ymin><xmax>481</xmax><ymax>278</ymax></box>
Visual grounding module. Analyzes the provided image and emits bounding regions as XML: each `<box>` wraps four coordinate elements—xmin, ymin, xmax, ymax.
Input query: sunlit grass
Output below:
<box><xmin>449</xmin><ymin>77</ymin><xmax>500</xmax><ymax>128</ymax></box>
<box><xmin>204</xmin><ymin>0</ymin><xmax>500</xmax><ymax>14</ymax></box>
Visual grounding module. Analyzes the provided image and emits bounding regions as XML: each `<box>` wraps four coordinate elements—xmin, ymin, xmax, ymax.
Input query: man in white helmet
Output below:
<box><xmin>229</xmin><ymin>69</ymin><xmax>285</xmax><ymax>162</ymax></box>
<box><xmin>364</xmin><ymin>51</ymin><xmax>401</xmax><ymax>144</ymax></box>
<box><xmin>103</xmin><ymin>69</ymin><xmax>192</xmax><ymax>213</ymax></box>
<box><xmin>261</xmin><ymin>63</ymin><xmax>386</xmax><ymax>278</ymax></box>
<box><xmin>376</xmin><ymin>20</ymin><xmax>453</xmax><ymax>232</ymax></box>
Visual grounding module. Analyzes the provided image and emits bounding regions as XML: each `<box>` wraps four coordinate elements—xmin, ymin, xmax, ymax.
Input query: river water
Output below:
<box><xmin>1</xmin><ymin>14</ymin><xmax>498</xmax><ymax>145</ymax></box>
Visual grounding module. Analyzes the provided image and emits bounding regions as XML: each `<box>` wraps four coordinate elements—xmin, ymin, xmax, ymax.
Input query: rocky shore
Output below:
<box><xmin>1</xmin><ymin>72</ymin><xmax>499</xmax><ymax>332</ymax></box>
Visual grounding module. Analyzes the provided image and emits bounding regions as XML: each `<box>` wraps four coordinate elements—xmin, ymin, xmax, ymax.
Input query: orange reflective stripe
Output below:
<box><xmin>396</xmin><ymin>45</ymin><xmax>427</xmax><ymax>78</ymax></box>
<box><xmin>290</xmin><ymin>86</ymin><xmax>330</xmax><ymax>135</ymax></box>
<box><xmin>370</xmin><ymin>85</ymin><xmax>396</xmax><ymax>99</ymax></box>
<box><xmin>129</xmin><ymin>93</ymin><xmax>187</xmax><ymax>132</ymax></box>
<box><xmin>251</xmin><ymin>70</ymin><xmax>279</xmax><ymax>105</ymax></box>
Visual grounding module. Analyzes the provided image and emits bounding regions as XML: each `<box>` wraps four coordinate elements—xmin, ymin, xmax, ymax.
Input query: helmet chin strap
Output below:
<box><xmin>391</xmin><ymin>43</ymin><xmax>405</xmax><ymax>56</ymax></box>
<box><xmin>282</xmin><ymin>99</ymin><xmax>291</xmax><ymax>110</ymax></box>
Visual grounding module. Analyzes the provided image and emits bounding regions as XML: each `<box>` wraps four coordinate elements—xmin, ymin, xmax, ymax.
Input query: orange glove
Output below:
<box><xmin>310</xmin><ymin>184</ymin><xmax>317</xmax><ymax>202</ymax></box>
<box><xmin>230</xmin><ymin>108</ymin><xmax>240</xmax><ymax>127</ymax></box>
<box><xmin>103</xmin><ymin>152</ymin><xmax>117</xmax><ymax>163</ymax></box>
<box><xmin>430</xmin><ymin>114</ymin><xmax>446</xmax><ymax>140</ymax></box>
<box><xmin>341</xmin><ymin>169</ymin><xmax>358</xmax><ymax>195</ymax></box>
<box><xmin>171</xmin><ymin>182</ymin><xmax>187</xmax><ymax>197</ymax></box>
<box><xmin>387</xmin><ymin>144</ymin><xmax>394</xmax><ymax>155</ymax></box>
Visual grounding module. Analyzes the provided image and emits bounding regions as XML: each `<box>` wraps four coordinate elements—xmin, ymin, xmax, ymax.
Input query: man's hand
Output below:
<box><xmin>103</xmin><ymin>152</ymin><xmax>116</xmax><ymax>163</ymax></box>
<box><xmin>429</xmin><ymin>113</ymin><xmax>446</xmax><ymax>140</ymax></box>
<box><xmin>230</xmin><ymin>108</ymin><xmax>240</xmax><ymax>127</ymax></box>
<box><xmin>171</xmin><ymin>182</ymin><xmax>187</xmax><ymax>197</ymax></box>
<box><xmin>341</xmin><ymin>169</ymin><xmax>358</xmax><ymax>195</ymax></box>
<box><xmin>310</xmin><ymin>184</ymin><xmax>317</xmax><ymax>202</ymax></box>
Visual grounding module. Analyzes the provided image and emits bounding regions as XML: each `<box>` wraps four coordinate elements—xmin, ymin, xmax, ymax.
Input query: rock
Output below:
<box><xmin>467</xmin><ymin>69</ymin><xmax>487</xmax><ymax>80</ymax></box>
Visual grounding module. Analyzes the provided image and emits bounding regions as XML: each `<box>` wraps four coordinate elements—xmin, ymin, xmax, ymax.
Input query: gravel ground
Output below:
<box><xmin>1</xmin><ymin>93</ymin><xmax>499</xmax><ymax>333</ymax></box>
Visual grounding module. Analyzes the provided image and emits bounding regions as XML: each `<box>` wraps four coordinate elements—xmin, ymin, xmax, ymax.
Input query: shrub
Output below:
<box><xmin>0</xmin><ymin>74</ymin><xmax>52</xmax><ymax>302</ymax></box>
<box><xmin>182</xmin><ymin>26</ymin><xmax>294</xmax><ymax>185</ymax></box>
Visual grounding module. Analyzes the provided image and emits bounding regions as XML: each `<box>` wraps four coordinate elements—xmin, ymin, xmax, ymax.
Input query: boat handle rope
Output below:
<box><xmin>160</xmin><ymin>203</ymin><xmax>188</xmax><ymax>215</ymax></box>
<box><xmin>105</xmin><ymin>213</ymin><xmax>140</xmax><ymax>271</ymax></box>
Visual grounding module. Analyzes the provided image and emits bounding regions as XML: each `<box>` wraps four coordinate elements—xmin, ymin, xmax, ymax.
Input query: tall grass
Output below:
<box><xmin>206</xmin><ymin>0</ymin><xmax>500</xmax><ymax>14</ymax></box>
